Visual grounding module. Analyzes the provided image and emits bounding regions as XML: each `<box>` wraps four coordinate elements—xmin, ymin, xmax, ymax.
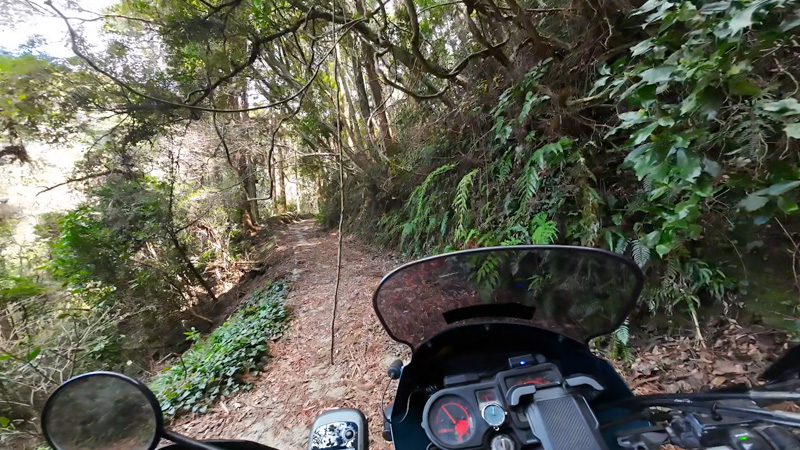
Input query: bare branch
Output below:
<box><xmin>36</xmin><ymin>170</ymin><xmax>125</xmax><ymax>195</ymax></box>
<box><xmin>374</xmin><ymin>53</ymin><xmax>451</xmax><ymax>102</ymax></box>
<box><xmin>211</xmin><ymin>112</ymin><xmax>235</xmax><ymax>168</ymax></box>
<box><xmin>61</xmin><ymin>13</ymin><xmax>159</xmax><ymax>25</ymax></box>
<box><xmin>403</xmin><ymin>0</ymin><xmax>510</xmax><ymax>78</ymax></box>
<box><xmin>419</xmin><ymin>0</ymin><xmax>465</xmax><ymax>13</ymax></box>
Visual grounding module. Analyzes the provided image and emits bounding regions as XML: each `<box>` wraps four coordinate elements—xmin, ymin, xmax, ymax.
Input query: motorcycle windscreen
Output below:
<box><xmin>762</xmin><ymin>344</ymin><xmax>800</xmax><ymax>382</ymax></box>
<box><xmin>373</xmin><ymin>246</ymin><xmax>643</xmax><ymax>349</ymax></box>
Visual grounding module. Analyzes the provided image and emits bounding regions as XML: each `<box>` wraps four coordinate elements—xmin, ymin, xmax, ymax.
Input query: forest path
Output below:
<box><xmin>173</xmin><ymin>219</ymin><xmax>408</xmax><ymax>449</ymax></box>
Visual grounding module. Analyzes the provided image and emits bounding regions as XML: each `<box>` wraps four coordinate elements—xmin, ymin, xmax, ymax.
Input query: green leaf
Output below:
<box><xmin>26</xmin><ymin>348</ymin><xmax>40</xmax><ymax>362</ymax></box>
<box><xmin>590</xmin><ymin>76</ymin><xmax>610</xmax><ymax>94</ymax></box>
<box><xmin>643</xmin><ymin>230</ymin><xmax>661</xmax><ymax>247</ymax></box>
<box><xmin>676</xmin><ymin>150</ymin><xmax>701</xmax><ymax>182</ymax></box>
<box><xmin>632</xmin><ymin>0</ymin><xmax>665</xmax><ymax>15</ymax></box>
<box><xmin>632</xmin><ymin>239</ymin><xmax>651</xmax><ymax>268</ymax></box>
<box><xmin>765</xmin><ymin>181</ymin><xmax>800</xmax><ymax>196</ymax></box>
<box><xmin>728</xmin><ymin>0</ymin><xmax>767</xmax><ymax>34</ymax></box>
<box><xmin>614</xmin><ymin>322</ymin><xmax>630</xmax><ymax>345</ymax></box>
<box><xmin>631</xmin><ymin>122</ymin><xmax>659</xmax><ymax>145</ymax></box>
<box><xmin>761</xmin><ymin>98</ymin><xmax>800</xmax><ymax>114</ymax></box>
<box><xmin>0</xmin><ymin>354</ymin><xmax>11</xmax><ymax>361</ymax></box>
<box><xmin>699</xmin><ymin>1</ymin><xmax>730</xmax><ymax>14</ymax></box>
<box><xmin>739</xmin><ymin>194</ymin><xmax>769</xmax><ymax>211</ymax></box>
<box><xmin>656</xmin><ymin>244</ymin><xmax>671</xmax><ymax>257</ymax></box>
<box><xmin>778</xmin><ymin>197</ymin><xmax>799</xmax><ymax>213</ymax></box>
<box><xmin>675</xmin><ymin>199</ymin><xmax>698</xmax><ymax>218</ymax></box>
<box><xmin>780</xmin><ymin>13</ymin><xmax>800</xmax><ymax>31</ymax></box>
<box><xmin>649</xmin><ymin>185</ymin><xmax>669</xmax><ymax>201</ymax></box>
<box><xmin>639</xmin><ymin>66</ymin><xmax>676</xmax><ymax>84</ymax></box>
<box><xmin>726</xmin><ymin>60</ymin><xmax>753</xmax><ymax>76</ymax></box>
<box><xmin>728</xmin><ymin>77</ymin><xmax>761</xmax><ymax>96</ymax></box>
<box><xmin>630</xmin><ymin>39</ymin><xmax>654</xmax><ymax>57</ymax></box>
<box><xmin>657</xmin><ymin>117</ymin><xmax>675</xmax><ymax>127</ymax></box>
<box><xmin>754</xmin><ymin>214</ymin><xmax>772</xmax><ymax>225</ymax></box>
<box><xmin>703</xmin><ymin>157</ymin><xmax>721</xmax><ymax>177</ymax></box>
<box><xmin>519</xmin><ymin>92</ymin><xmax>534</xmax><ymax>121</ymax></box>
<box><xmin>0</xmin><ymin>417</ymin><xmax>9</xmax><ymax>428</ymax></box>
<box><xmin>784</xmin><ymin>123</ymin><xmax>800</xmax><ymax>139</ymax></box>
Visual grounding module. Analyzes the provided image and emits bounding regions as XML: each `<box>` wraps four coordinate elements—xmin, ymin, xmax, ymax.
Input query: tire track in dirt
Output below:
<box><xmin>173</xmin><ymin>220</ymin><xmax>408</xmax><ymax>449</ymax></box>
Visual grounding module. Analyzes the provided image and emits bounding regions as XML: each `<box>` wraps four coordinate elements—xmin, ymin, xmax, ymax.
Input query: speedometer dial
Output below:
<box><xmin>428</xmin><ymin>396</ymin><xmax>476</xmax><ymax>446</ymax></box>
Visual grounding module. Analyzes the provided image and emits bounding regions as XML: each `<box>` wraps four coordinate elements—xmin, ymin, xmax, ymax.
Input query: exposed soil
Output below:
<box><xmin>171</xmin><ymin>220</ymin><xmax>794</xmax><ymax>449</ymax></box>
<box><xmin>172</xmin><ymin>220</ymin><xmax>409</xmax><ymax>449</ymax></box>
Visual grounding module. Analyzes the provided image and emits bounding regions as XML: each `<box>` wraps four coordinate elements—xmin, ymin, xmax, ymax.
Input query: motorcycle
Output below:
<box><xmin>39</xmin><ymin>246</ymin><xmax>800</xmax><ymax>450</ymax></box>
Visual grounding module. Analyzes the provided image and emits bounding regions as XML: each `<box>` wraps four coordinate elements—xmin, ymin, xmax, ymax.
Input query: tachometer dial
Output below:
<box><xmin>428</xmin><ymin>396</ymin><xmax>476</xmax><ymax>446</ymax></box>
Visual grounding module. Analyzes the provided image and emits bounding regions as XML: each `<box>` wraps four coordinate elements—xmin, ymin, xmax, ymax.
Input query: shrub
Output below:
<box><xmin>151</xmin><ymin>283</ymin><xmax>290</xmax><ymax>418</ymax></box>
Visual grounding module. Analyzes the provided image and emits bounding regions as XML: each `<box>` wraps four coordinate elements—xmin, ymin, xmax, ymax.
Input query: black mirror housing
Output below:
<box><xmin>41</xmin><ymin>371</ymin><xmax>163</xmax><ymax>450</ymax></box>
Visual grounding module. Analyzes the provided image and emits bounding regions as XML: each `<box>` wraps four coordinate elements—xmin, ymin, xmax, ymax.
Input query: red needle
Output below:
<box><xmin>442</xmin><ymin>406</ymin><xmax>456</xmax><ymax>424</ymax></box>
<box><xmin>455</xmin><ymin>420</ymin><xmax>469</xmax><ymax>438</ymax></box>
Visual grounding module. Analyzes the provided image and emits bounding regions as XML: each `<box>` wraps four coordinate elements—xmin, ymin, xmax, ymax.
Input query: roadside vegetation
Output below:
<box><xmin>152</xmin><ymin>283</ymin><xmax>290</xmax><ymax>418</ymax></box>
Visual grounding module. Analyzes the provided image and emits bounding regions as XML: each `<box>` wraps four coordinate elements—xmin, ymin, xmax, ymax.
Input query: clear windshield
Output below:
<box><xmin>373</xmin><ymin>246</ymin><xmax>643</xmax><ymax>349</ymax></box>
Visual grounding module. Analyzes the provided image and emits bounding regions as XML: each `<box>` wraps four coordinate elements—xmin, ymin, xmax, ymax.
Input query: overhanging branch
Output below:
<box><xmin>47</xmin><ymin>1</ymin><xmax>364</xmax><ymax>114</ymax></box>
<box><xmin>374</xmin><ymin>53</ymin><xmax>451</xmax><ymax>102</ymax></box>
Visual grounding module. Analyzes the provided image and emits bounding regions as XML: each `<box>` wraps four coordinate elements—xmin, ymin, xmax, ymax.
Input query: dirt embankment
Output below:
<box><xmin>171</xmin><ymin>220</ymin><xmax>792</xmax><ymax>449</ymax></box>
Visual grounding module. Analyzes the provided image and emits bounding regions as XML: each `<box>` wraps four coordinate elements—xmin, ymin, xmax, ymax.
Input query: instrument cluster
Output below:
<box><xmin>422</xmin><ymin>357</ymin><xmax>565</xmax><ymax>449</ymax></box>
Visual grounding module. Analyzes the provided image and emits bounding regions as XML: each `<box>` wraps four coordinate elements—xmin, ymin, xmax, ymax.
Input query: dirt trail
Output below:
<box><xmin>173</xmin><ymin>220</ymin><xmax>408</xmax><ymax>449</ymax></box>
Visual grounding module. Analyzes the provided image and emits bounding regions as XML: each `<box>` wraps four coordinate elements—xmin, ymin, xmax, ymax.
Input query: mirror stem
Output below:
<box><xmin>162</xmin><ymin>430</ymin><xmax>225</xmax><ymax>450</ymax></box>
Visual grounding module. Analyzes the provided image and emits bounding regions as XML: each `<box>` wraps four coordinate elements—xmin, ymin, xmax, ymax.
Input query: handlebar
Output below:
<box><xmin>612</xmin><ymin>396</ymin><xmax>800</xmax><ymax>449</ymax></box>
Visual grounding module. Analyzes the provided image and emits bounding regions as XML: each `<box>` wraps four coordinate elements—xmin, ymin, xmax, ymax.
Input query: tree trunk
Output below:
<box><xmin>316</xmin><ymin>174</ymin><xmax>323</xmax><ymax>211</ymax></box>
<box><xmin>337</xmin><ymin>63</ymin><xmax>371</xmax><ymax>157</ymax></box>
<box><xmin>242</xmin><ymin>158</ymin><xmax>261</xmax><ymax>223</ymax></box>
<box><xmin>168</xmin><ymin>230</ymin><xmax>217</xmax><ymax>302</ymax></box>
<box><xmin>351</xmin><ymin>53</ymin><xmax>374</xmax><ymax>142</ymax></box>
<box><xmin>219</xmin><ymin>90</ymin><xmax>261</xmax><ymax>232</ymax></box>
<box><xmin>276</xmin><ymin>145</ymin><xmax>287</xmax><ymax>213</ymax></box>
<box><xmin>363</xmin><ymin>51</ymin><xmax>394</xmax><ymax>153</ymax></box>
<box><xmin>295</xmin><ymin>160</ymin><xmax>303</xmax><ymax>214</ymax></box>
<box><xmin>354</xmin><ymin>0</ymin><xmax>395</xmax><ymax>155</ymax></box>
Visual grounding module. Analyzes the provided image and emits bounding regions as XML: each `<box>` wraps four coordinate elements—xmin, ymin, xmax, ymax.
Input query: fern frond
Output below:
<box><xmin>497</xmin><ymin>151</ymin><xmax>513</xmax><ymax>182</ymax></box>
<box><xmin>530</xmin><ymin>212</ymin><xmax>558</xmax><ymax>244</ymax></box>
<box><xmin>665</xmin><ymin>256</ymin><xmax>681</xmax><ymax>282</ymax></box>
<box><xmin>614</xmin><ymin>319</ymin><xmax>630</xmax><ymax>346</ymax></box>
<box><xmin>615</xmin><ymin>236</ymin><xmax>630</xmax><ymax>254</ymax></box>
<box><xmin>408</xmin><ymin>163</ymin><xmax>456</xmax><ymax>215</ymax></box>
<box><xmin>516</xmin><ymin>164</ymin><xmax>540</xmax><ymax>208</ymax></box>
<box><xmin>439</xmin><ymin>211</ymin><xmax>450</xmax><ymax>237</ymax></box>
<box><xmin>476</xmin><ymin>254</ymin><xmax>501</xmax><ymax>289</ymax></box>
<box><xmin>453</xmin><ymin>169</ymin><xmax>479</xmax><ymax>218</ymax></box>
<box><xmin>632</xmin><ymin>239</ymin><xmax>651</xmax><ymax>268</ymax></box>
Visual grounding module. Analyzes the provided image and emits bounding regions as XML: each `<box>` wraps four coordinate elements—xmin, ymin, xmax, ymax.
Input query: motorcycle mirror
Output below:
<box><xmin>41</xmin><ymin>371</ymin><xmax>162</xmax><ymax>450</ymax></box>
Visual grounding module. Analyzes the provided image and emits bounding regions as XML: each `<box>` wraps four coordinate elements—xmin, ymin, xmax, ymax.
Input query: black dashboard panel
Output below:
<box><xmin>422</xmin><ymin>363</ymin><xmax>566</xmax><ymax>449</ymax></box>
<box><xmin>387</xmin><ymin>323</ymin><xmax>636</xmax><ymax>450</ymax></box>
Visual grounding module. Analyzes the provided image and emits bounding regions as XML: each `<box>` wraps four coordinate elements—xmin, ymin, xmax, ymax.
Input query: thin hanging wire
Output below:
<box><xmin>330</xmin><ymin>0</ymin><xmax>345</xmax><ymax>366</ymax></box>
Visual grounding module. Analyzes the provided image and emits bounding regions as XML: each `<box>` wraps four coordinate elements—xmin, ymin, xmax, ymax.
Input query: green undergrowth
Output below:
<box><xmin>150</xmin><ymin>282</ymin><xmax>290</xmax><ymax>418</ymax></box>
<box><xmin>330</xmin><ymin>0</ymin><xmax>800</xmax><ymax>340</ymax></box>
